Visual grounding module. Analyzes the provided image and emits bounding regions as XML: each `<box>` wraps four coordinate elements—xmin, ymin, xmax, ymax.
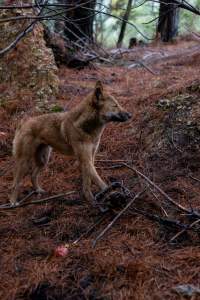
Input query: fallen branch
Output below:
<box><xmin>148</xmin><ymin>186</ymin><xmax>168</xmax><ymax>217</ymax></box>
<box><xmin>170</xmin><ymin>218</ymin><xmax>200</xmax><ymax>242</ymax></box>
<box><xmin>96</xmin><ymin>159</ymin><xmax>131</xmax><ymax>163</ymax></box>
<box><xmin>96</xmin><ymin>164</ymin><xmax>124</xmax><ymax>170</ymax></box>
<box><xmin>93</xmin><ymin>189</ymin><xmax>146</xmax><ymax>247</ymax></box>
<box><xmin>138</xmin><ymin>60</ymin><xmax>158</xmax><ymax>75</ymax></box>
<box><xmin>73</xmin><ymin>215</ymin><xmax>107</xmax><ymax>245</ymax></box>
<box><xmin>188</xmin><ymin>174</ymin><xmax>200</xmax><ymax>184</ymax></box>
<box><xmin>19</xmin><ymin>190</ymin><xmax>36</xmax><ymax>204</ymax></box>
<box><xmin>128</xmin><ymin>60</ymin><xmax>158</xmax><ymax>75</ymax></box>
<box><xmin>131</xmin><ymin>207</ymin><xmax>188</xmax><ymax>230</ymax></box>
<box><xmin>0</xmin><ymin>191</ymin><xmax>77</xmax><ymax>210</ymax></box>
<box><xmin>121</xmin><ymin>163</ymin><xmax>200</xmax><ymax>217</ymax></box>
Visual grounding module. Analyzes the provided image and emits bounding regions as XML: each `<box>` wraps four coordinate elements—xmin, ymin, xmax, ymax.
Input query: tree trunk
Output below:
<box><xmin>64</xmin><ymin>0</ymin><xmax>96</xmax><ymax>44</ymax></box>
<box><xmin>117</xmin><ymin>0</ymin><xmax>133</xmax><ymax>48</ymax></box>
<box><xmin>0</xmin><ymin>7</ymin><xmax>59</xmax><ymax>112</ymax></box>
<box><xmin>157</xmin><ymin>0</ymin><xmax>180</xmax><ymax>42</ymax></box>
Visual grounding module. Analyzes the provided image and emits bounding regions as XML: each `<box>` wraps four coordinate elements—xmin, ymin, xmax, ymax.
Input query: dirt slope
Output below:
<box><xmin>0</xmin><ymin>37</ymin><xmax>200</xmax><ymax>300</ymax></box>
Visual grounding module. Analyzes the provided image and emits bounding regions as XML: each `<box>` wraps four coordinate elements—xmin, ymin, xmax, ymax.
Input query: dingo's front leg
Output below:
<box><xmin>81</xmin><ymin>160</ymin><xmax>107</xmax><ymax>202</ymax></box>
<box><xmin>76</xmin><ymin>143</ymin><xmax>107</xmax><ymax>204</ymax></box>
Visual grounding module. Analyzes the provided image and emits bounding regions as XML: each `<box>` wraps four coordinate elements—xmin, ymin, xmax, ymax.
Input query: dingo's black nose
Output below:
<box><xmin>104</xmin><ymin>111</ymin><xmax>132</xmax><ymax>122</ymax></box>
<box><xmin>126</xmin><ymin>112</ymin><xmax>132</xmax><ymax>119</ymax></box>
<box><xmin>120</xmin><ymin>111</ymin><xmax>132</xmax><ymax>121</ymax></box>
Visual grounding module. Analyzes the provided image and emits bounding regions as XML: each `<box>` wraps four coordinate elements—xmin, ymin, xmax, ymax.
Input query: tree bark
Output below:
<box><xmin>157</xmin><ymin>0</ymin><xmax>180</xmax><ymax>42</ymax></box>
<box><xmin>117</xmin><ymin>0</ymin><xmax>133</xmax><ymax>48</ymax></box>
<box><xmin>0</xmin><ymin>7</ymin><xmax>59</xmax><ymax>112</ymax></box>
<box><xmin>64</xmin><ymin>0</ymin><xmax>96</xmax><ymax>44</ymax></box>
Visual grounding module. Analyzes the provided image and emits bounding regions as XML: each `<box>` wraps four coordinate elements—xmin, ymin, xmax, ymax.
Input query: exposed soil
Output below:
<box><xmin>0</xmin><ymin>37</ymin><xmax>200</xmax><ymax>300</ymax></box>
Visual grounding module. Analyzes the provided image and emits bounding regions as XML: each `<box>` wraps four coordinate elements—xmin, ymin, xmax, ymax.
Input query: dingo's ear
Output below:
<box><xmin>94</xmin><ymin>80</ymin><xmax>103</xmax><ymax>101</ymax></box>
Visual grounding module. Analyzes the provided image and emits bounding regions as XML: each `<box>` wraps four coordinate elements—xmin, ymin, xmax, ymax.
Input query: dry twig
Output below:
<box><xmin>188</xmin><ymin>174</ymin><xmax>200</xmax><ymax>184</ymax></box>
<box><xmin>73</xmin><ymin>215</ymin><xmax>107</xmax><ymax>245</ymax></box>
<box><xmin>121</xmin><ymin>163</ymin><xmax>200</xmax><ymax>218</ymax></box>
<box><xmin>170</xmin><ymin>218</ymin><xmax>200</xmax><ymax>242</ymax></box>
<box><xmin>0</xmin><ymin>191</ymin><xmax>77</xmax><ymax>210</ymax></box>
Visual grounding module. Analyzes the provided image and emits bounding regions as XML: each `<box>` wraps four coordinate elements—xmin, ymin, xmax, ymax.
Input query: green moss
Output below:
<box><xmin>50</xmin><ymin>105</ymin><xmax>64</xmax><ymax>112</ymax></box>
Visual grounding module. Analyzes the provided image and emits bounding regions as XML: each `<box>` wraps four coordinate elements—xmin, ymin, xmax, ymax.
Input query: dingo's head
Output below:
<box><xmin>92</xmin><ymin>81</ymin><xmax>132</xmax><ymax>123</ymax></box>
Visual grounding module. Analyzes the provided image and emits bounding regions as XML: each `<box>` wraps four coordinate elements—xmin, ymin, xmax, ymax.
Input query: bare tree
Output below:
<box><xmin>64</xmin><ymin>0</ymin><xmax>96</xmax><ymax>44</ymax></box>
<box><xmin>117</xmin><ymin>0</ymin><xmax>133</xmax><ymax>48</ymax></box>
<box><xmin>157</xmin><ymin>0</ymin><xmax>180</xmax><ymax>42</ymax></box>
<box><xmin>1</xmin><ymin>0</ymin><xmax>200</xmax><ymax>55</ymax></box>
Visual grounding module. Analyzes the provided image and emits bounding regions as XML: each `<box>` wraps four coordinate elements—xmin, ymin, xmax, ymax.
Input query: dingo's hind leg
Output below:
<box><xmin>31</xmin><ymin>144</ymin><xmax>51</xmax><ymax>193</ymax></box>
<box><xmin>10</xmin><ymin>159</ymin><xmax>30</xmax><ymax>205</ymax></box>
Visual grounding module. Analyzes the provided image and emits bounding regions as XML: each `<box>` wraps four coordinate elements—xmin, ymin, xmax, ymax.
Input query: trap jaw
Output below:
<box><xmin>95</xmin><ymin>182</ymin><xmax>131</xmax><ymax>213</ymax></box>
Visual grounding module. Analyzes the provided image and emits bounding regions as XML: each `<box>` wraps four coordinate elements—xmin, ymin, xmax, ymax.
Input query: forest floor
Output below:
<box><xmin>0</xmin><ymin>36</ymin><xmax>200</xmax><ymax>300</ymax></box>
